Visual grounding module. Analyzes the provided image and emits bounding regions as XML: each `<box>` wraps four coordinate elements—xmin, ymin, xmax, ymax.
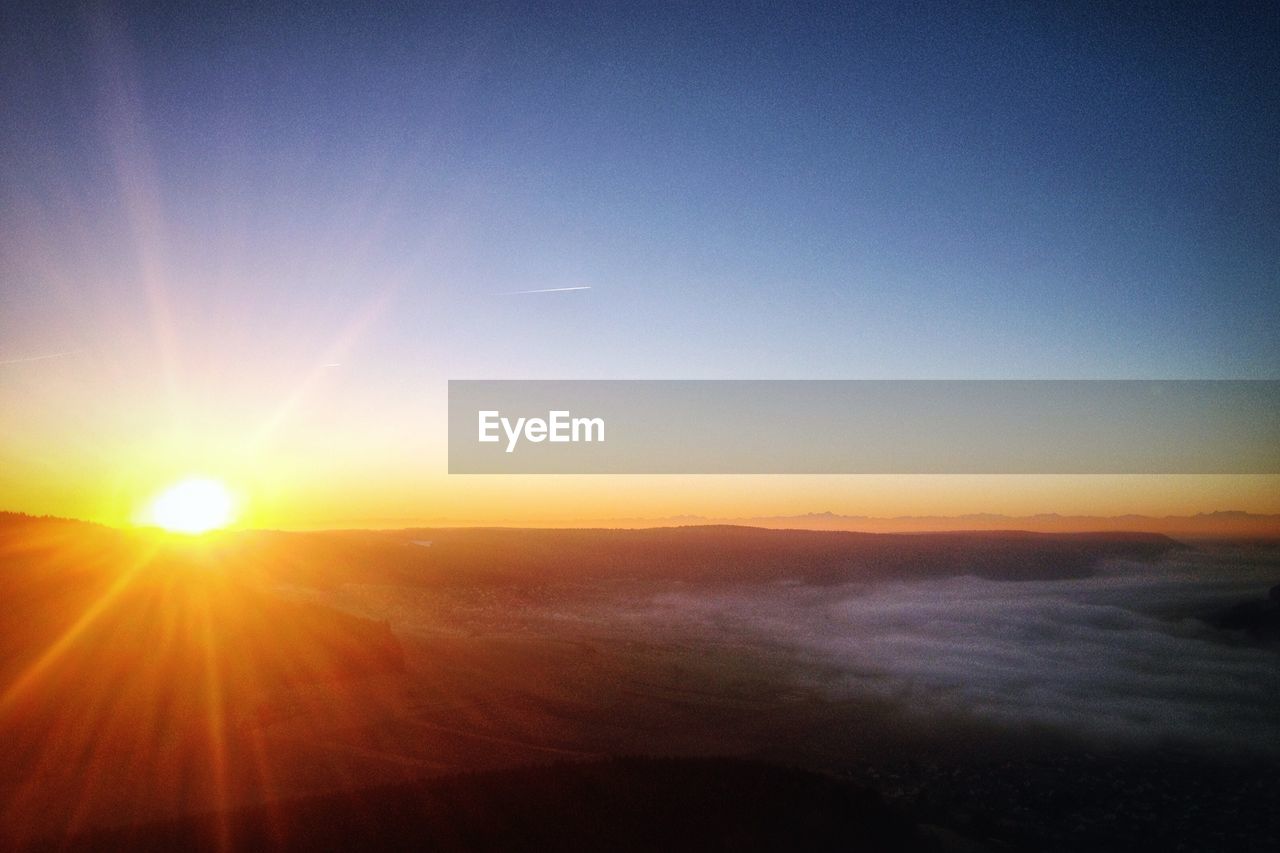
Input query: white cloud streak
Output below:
<box><xmin>0</xmin><ymin>349</ymin><xmax>84</xmax><ymax>367</ymax></box>
<box><xmin>500</xmin><ymin>286</ymin><xmax>593</xmax><ymax>295</ymax></box>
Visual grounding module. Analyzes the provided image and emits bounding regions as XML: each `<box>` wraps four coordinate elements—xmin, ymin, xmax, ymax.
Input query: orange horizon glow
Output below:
<box><xmin>3</xmin><ymin>471</ymin><xmax>1280</xmax><ymax>538</ymax></box>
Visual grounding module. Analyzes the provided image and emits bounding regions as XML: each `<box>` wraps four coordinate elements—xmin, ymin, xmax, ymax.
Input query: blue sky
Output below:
<box><xmin>0</xmin><ymin>1</ymin><xmax>1277</xmax><ymax>523</ymax></box>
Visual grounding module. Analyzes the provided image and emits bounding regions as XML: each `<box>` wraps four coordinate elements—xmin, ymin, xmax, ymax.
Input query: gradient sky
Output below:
<box><xmin>1</xmin><ymin>1</ymin><xmax>1277</xmax><ymax>526</ymax></box>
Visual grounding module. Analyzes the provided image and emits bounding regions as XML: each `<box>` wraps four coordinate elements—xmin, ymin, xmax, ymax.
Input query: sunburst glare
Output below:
<box><xmin>143</xmin><ymin>478</ymin><xmax>237</xmax><ymax>534</ymax></box>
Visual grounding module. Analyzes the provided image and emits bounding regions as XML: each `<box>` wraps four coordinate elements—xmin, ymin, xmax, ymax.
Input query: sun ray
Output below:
<box><xmin>0</xmin><ymin>538</ymin><xmax>160</xmax><ymax>716</ymax></box>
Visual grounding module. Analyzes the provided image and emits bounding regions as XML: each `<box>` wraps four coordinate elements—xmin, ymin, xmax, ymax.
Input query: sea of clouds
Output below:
<box><xmin>640</xmin><ymin>546</ymin><xmax>1280</xmax><ymax>750</ymax></box>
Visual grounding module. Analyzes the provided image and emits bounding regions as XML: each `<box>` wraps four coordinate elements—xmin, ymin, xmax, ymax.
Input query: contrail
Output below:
<box><xmin>0</xmin><ymin>349</ymin><xmax>84</xmax><ymax>366</ymax></box>
<box><xmin>501</xmin><ymin>286</ymin><xmax>593</xmax><ymax>295</ymax></box>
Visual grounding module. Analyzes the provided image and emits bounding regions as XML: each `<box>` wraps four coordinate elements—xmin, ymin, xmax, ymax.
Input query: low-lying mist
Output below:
<box><xmin>628</xmin><ymin>547</ymin><xmax>1280</xmax><ymax>751</ymax></box>
<box><xmin>235</xmin><ymin>527</ymin><xmax>1280</xmax><ymax>774</ymax></box>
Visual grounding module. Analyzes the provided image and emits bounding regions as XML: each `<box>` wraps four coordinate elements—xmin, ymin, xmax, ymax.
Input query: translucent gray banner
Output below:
<box><xmin>447</xmin><ymin>380</ymin><xmax>1280</xmax><ymax>474</ymax></box>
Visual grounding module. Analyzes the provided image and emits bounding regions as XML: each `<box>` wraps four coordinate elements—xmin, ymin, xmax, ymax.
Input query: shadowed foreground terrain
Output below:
<box><xmin>43</xmin><ymin>757</ymin><xmax>918</xmax><ymax>853</ymax></box>
<box><xmin>2</xmin><ymin>514</ymin><xmax>1278</xmax><ymax>851</ymax></box>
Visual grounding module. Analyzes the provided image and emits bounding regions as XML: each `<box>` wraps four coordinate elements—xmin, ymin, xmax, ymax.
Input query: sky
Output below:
<box><xmin>1</xmin><ymin>1</ymin><xmax>1277</xmax><ymax>527</ymax></box>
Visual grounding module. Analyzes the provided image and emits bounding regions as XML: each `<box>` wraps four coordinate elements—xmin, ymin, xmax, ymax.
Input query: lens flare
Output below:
<box><xmin>144</xmin><ymin>478</ymin><xmax>236</xmax><ymax>534</ymax></box>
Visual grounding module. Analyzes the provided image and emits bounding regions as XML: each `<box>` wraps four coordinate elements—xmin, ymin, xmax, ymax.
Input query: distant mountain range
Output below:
<box><xmin>6</xmin><ymin>508</ymin><xmax>1280</xmax><ymax>538</ymax></box>
<box><xmin>340</xmin><ymin>510</ymin><xmax>1280</xmax><ymax>538</ymax></box>
<box><xmin>589</xmin><ymin>510</ymin><xmax>1280</xmax><ymax>537</ymax></box>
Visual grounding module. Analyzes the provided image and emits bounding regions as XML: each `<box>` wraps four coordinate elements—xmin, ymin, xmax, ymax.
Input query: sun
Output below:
<box><xmin>144</xmin><ymin>478</ymin><xmax>237</xmax><ymax>534</ymax></box>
